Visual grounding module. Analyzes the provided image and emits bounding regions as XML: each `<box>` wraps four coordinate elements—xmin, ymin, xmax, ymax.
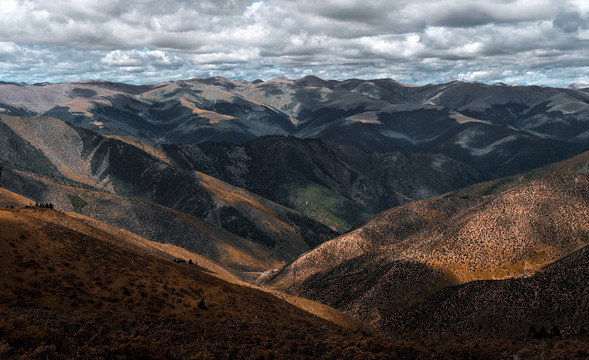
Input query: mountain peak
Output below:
<box><xmin>568</xmin><ymin>83</ymin><xmax>589</xmax><ymax>90</ymax></box>
<box><xmin>295</xmin><ymin>75</ymin><xmax>329</xmax><ymax>87</ymax></box>
<box><xmin>266</xmin><ymin>75</ymin><xmax>292</xmax><ymax>84</ymax></box>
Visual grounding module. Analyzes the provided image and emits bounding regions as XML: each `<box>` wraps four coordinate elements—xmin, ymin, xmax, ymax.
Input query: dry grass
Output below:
<box><xmin>0</xmin><ymin>207</ymin><xmax>423</xmax><ymax>359</ymax></box>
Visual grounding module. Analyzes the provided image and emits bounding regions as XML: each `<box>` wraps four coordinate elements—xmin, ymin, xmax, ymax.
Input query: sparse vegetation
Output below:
<box><xmin>0</xmin><ymin>207</ymin><xmax>429</xmax><ymax>359</ymax></box>
<box><xmin>266</xmin><ymin>174</ymin><xmax>589</xmax><ymax>341</ymax></box>
<box><xmin>197</xmin><ymin>298</ymin><xmax>207</xmax><ymax>310</ymax></box>
<box><xmin>173</xmin><ymin>258</ymin><xmax>197</xmax><ymax>266</ymax></box>
<box><xmin>24</xmin><ymin>202</ymin><xmax>54</xmax><ymax>209</ymax></box>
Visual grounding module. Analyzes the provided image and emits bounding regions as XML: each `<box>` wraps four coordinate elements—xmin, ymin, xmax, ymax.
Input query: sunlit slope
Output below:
<box><xmin>265</xmin><ymin>173</ymin><xmax>589</xmax><ymax>328</ymax></box>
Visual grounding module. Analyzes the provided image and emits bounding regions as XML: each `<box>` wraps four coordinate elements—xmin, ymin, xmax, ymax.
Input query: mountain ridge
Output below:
<box><xmin>1</xmin><ymin>76</ymin><xmax>588</xmax><ymax>177</ymax></box>
<box><xmin>0</xmin><ymin>114</ymin><xmax>338</xmax><ymax>268</ymax></box>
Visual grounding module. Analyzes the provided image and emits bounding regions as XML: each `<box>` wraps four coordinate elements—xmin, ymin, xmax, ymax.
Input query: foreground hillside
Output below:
<box><xmin>2</xmin><ymin>194</ymin><xmax>587</xmax><ymax>359</ymax></box>
<box><xmin>264</xmin><ymin>172</ymin><xmax>589</xmax><ymax>332</ymax></box>
<box><xmin>0</xmin><ymin>205</ymin><xmax>428</xmax><ymax>359</ymax></box>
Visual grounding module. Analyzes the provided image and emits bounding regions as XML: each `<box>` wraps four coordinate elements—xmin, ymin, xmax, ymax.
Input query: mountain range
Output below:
<box><xmin>1</xmin><ymin>76</ymin><xmax>588</xmax><ymax>177</ymax></box>
<box><xmin>1</xmin><ymin>76</ymin><xmax>588</xmax><ymax>358</ymax></box>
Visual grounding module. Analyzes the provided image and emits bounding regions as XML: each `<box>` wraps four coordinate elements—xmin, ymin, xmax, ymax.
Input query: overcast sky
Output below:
<box><xmin>1</xmin><ymin>0</ymin><xmax>588</xmax><ymax>86</ymax></box>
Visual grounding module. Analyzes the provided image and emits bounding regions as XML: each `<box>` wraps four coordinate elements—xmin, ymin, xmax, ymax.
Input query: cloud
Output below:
<box><xmin>0</xmin><ymin>0</ymin><xmax>587</xmax><ymax>86</ymax></box>
<box><xmin>553</xmin><ymin>11</ymin><xmax>587</xmax><ymax>33</ymax></box>
<box><xmin>101</xmin><ymin>49</ymin><xmax>184</xmax><ymax>68</ymax></box>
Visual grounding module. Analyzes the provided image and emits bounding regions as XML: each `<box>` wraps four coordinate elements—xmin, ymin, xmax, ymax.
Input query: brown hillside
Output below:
<box><xmin>0</xmin><ymin>169</ymin><xmax>284</xmax><ymax>274</ymax></box>
<box><xmin>0</xmin><ymin>207</ymin><xmax>427</xmax><ymax>359</ymax></box>
<box><xmin>0</xmin><ymin>188</ymin><xmax>34</xmax><ymax>209</ymax></box>
<box><xmin>264</xmin><ymin>174</ymin><xmax>589</xmax><ymax>329</ymax></box>
<box><xmin>0</xmin><ymin>186</ymin><xmax>357</xmax><ymax>327</ymax></box>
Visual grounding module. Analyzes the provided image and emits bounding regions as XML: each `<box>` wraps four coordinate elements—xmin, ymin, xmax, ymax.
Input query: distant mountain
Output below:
<box><xmin>163</xmin><ymin>136</ymin><xmax>489</xmax><ymax>231</ymax></box>
<box><xmin>0</xmin><ymin>77</ymin><xmax>588</xmax><ymax>176</ymax></box>
<box><xmin>263</xmin><ymin>169</ymin><xmax>589</xmax><ymax>330</ymax></box>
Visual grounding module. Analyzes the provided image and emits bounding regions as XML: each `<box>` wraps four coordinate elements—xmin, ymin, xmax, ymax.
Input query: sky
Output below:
<box><xmin>1</xmin><ymin>0</ymin><xmax>588</xmax><ymax>86</ymax></box>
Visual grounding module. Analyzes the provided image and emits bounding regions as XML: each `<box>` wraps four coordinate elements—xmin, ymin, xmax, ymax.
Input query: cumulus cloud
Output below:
<box><xmin>0</xmin><ymin>0</ymin><xmax>587</xmax><ymax>86</ymax></box>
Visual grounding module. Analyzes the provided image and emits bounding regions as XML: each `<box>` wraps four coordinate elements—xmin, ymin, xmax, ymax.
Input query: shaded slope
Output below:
<box><xmin>0</xmin><ymin>169</ymin><xmax>281</xmax><ymax>273</ymax></box>
<box><xmin>0</xmin><ymin>120</ymin><xmax>62</xmax><ymax>181</ymax></box>
<box><xmin>164</xmin><ymin>136</ymin><xmax>489</xmax><ymax>231</ymax></box>
<box><xmin>451</xmin><ymin>149</ymin><xmax>589</xmax><ymax>197</ymax></box>
<box><xmin>389</xmin><ymin>244</ymin><xmax>589</xmax><ymax>339</ymax></box>
<box><xmin>0</xmin><ymin>206</ymin><xmax>423</xmax><ymax>359</ymax></box>
<box><xmin>264</xmin><ymin>174</ymin><xmax>589</xmax><ymax>329</ymax></box>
